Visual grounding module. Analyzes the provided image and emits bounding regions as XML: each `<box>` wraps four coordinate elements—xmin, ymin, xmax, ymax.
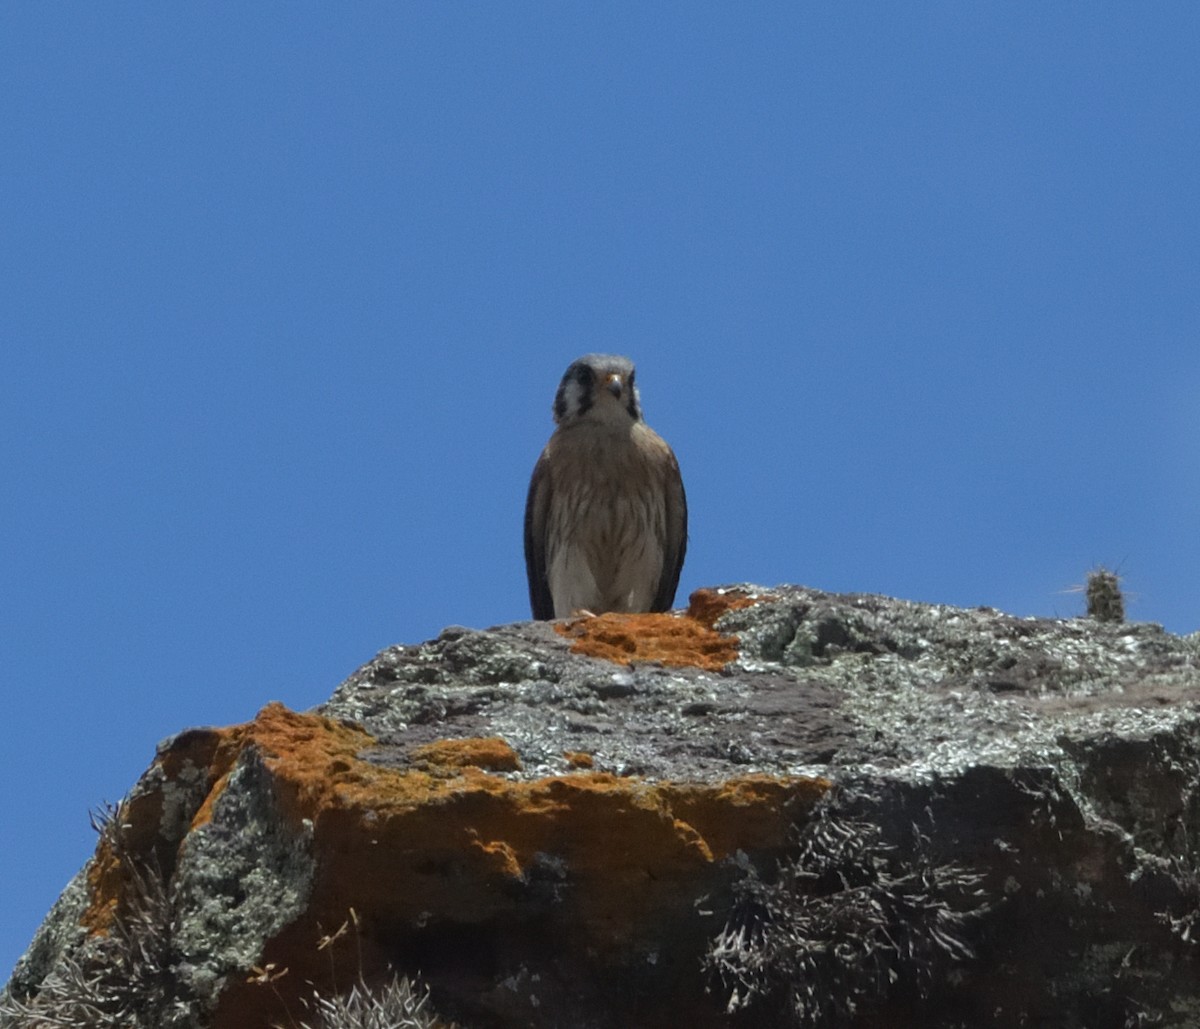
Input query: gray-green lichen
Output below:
<box><xmin>170</xmin><ymin>746</ymin><xmax>314</xmax><ymax>1012</ymax></box>
<box><xmin>1</xmin><ymin>864</ymin><xmax>92</xmax><ymax>1009</ymax></box>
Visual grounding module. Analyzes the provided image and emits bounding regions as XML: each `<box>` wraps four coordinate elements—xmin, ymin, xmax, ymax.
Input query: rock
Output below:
<box><xmin>4</xmin><ymin>585</ymin><xmax>1200</xmax><ymax>1028</ymax></box>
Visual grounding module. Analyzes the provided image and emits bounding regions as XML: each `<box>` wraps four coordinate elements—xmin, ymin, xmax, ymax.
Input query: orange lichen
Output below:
<box><xmin>197</xmin><ymin>705</ymin><xmax>825</xmax><ymax>939</ymax></box>
<box><xmin>411</xmin><ymin>736</ymin><xmax>523</xmax><ymax>772</ymax></box>
<box><xmin>685</xmin><ymin>587</ymin><xmax>765</xmax><ymax>629</ymax></box>
<box><xmin>188</xmin><ymin>768</ymin><xmax>233</xmax><ymax>831</ymax></box>
<box><xmin>83</xmin><ymin>725</ymin><xmax>244</xmax><ymax>935</ymax></box>
<box><xmin>467</xmin><ymin>830</ymin><xmax>524</xmax><ymax>877</ymax></box>
<box><xmin>564</xmin><ymin>750</ymin><xmax>594</xmax><ymax>768</ymax></box>
<box><xmin>78</xmin><ymin>702</ymin><xmax>828</xmax><ymax>1029</ymax></box>
<box><xmin>555</xmin><ymin>609</ymin><xmax>740</xmax><ymax>671</ymax></box>
<box><xmin>81</xmin><ymin>836</ymin><xmax>126</xmax><ymax>935</ymax></box>
<box><xmin>662</xmin><ymin>774</ymin><xmax>831</xmax><ymax>861</ymax></box>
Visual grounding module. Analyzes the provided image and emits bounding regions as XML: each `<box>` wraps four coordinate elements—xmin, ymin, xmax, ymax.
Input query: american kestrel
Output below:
<box><xmin>524</xmin><ymin>354</ymin><xmax>687</xmax><ymax>620</ymax></box>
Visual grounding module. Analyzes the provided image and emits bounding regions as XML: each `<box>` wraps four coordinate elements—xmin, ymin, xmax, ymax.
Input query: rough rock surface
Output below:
<box><xmin>5</xmin><ymin>585</ymin><xmax>1200</xmax><ymax>1028</ymax></box>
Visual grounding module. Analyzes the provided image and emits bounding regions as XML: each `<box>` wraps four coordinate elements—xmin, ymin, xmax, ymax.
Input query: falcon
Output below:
<box><xmin>524</xmin><ymin>354</ymin><xmax>687</xmax><ymax>620</ymax></box>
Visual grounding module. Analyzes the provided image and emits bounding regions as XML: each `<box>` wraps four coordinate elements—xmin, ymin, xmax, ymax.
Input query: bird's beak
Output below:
<box><xmin>605</xmin><ymin>373</ymin><xmax>624</xmax><ymax>399</ymax></box>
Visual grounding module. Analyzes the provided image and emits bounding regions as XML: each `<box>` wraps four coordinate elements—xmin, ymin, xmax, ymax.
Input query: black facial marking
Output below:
<box><xmin>572</xmin><ymin>362</ymin><xmax>594</xmax><ymax>416</ymax></box>
<box><xmin>553</xmin><ymin>360</ymin><xmax>595</xmax><ymax>422</ymax></box>
<box><xmin>624</xmin><ymin>368</ymin><xmax>641</xmax><ymax>420</ymax></box>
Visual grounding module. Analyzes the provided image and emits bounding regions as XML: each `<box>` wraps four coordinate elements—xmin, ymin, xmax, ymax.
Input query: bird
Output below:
<box><xmin>524</xmin><ymin>354</ymin><xmax>687</xmax><ymax>620</ymax></box>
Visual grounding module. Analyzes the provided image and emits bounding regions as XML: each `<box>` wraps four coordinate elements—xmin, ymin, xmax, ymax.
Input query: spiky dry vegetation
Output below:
<box><xmin>0</xmin><ymin>807</ymin><xmax>453</xmax><ymax>1029</ymax></box>
<box><xmin>706</xmin><ymin>789</ymin><xmax>990</xmax><ymax>1028</ymax></box>
<box><xmin>259</xmin><ymin>912</ymin><xmax>455</xmax><ymax>1029</ymax></box>
<box><xmin>1086</xmin><ymin>567</ymin><xmax>1126</xmax><ymax>623</ymax></box>
<box><xmin>0</xmin><ymin>806</ymin><xmax>185</xmax><ymax>1028</ymax></box>
<box><xmin>282</xmin><ymin>972</ymin><xmax>447</xmax><ymax>1029</ymax></box>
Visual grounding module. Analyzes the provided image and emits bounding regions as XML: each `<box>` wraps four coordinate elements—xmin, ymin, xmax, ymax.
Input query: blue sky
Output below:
<box><xmin>3</xmin><ymin>5</ymin><xmax>1198</xmax><ymax>978</ymax></box>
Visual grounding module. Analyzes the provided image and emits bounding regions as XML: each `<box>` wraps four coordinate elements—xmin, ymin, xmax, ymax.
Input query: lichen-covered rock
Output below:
<box><xmin>5</xmin><ymin>585</ymin><xmax>1200</xmax><ymax>1028</ymax></box>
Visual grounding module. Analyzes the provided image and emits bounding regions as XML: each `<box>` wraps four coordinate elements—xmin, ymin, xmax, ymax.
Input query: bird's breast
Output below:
<box><xmin>543</xmin><ymin>424</ymin><xmax>672</xmax><ymax>613</ymax></box>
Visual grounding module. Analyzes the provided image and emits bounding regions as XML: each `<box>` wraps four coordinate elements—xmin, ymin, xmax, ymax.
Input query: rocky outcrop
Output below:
<box><xmin>5</xmin><ymin>585</ymin><xmax>1200</xmax><ymax>1028</ymax></box>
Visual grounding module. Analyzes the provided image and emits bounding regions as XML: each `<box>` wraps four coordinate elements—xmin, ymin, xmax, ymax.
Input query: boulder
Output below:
<box><xmin>4</xmin><ymin>586</ymin><xmax>1200</xmax><ymax>1028</ymax></box>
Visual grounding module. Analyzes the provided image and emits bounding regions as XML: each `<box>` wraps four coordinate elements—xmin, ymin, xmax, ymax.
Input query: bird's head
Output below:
<box><xmin>552</xmin><ymin>354</ymin><xmax>643</xmax><ymax>426</ymax></box>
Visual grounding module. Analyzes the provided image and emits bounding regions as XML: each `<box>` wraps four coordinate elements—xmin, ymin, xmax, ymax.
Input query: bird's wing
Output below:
<box><xmin>524</xmin><ymin>452</ymin><xmax>557</xmax><ymax>620</ymax></box>
<box><xmin>652</xmin><ymin>449</ymin><xmax>688</xmax><ymax>612</ymax></box>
